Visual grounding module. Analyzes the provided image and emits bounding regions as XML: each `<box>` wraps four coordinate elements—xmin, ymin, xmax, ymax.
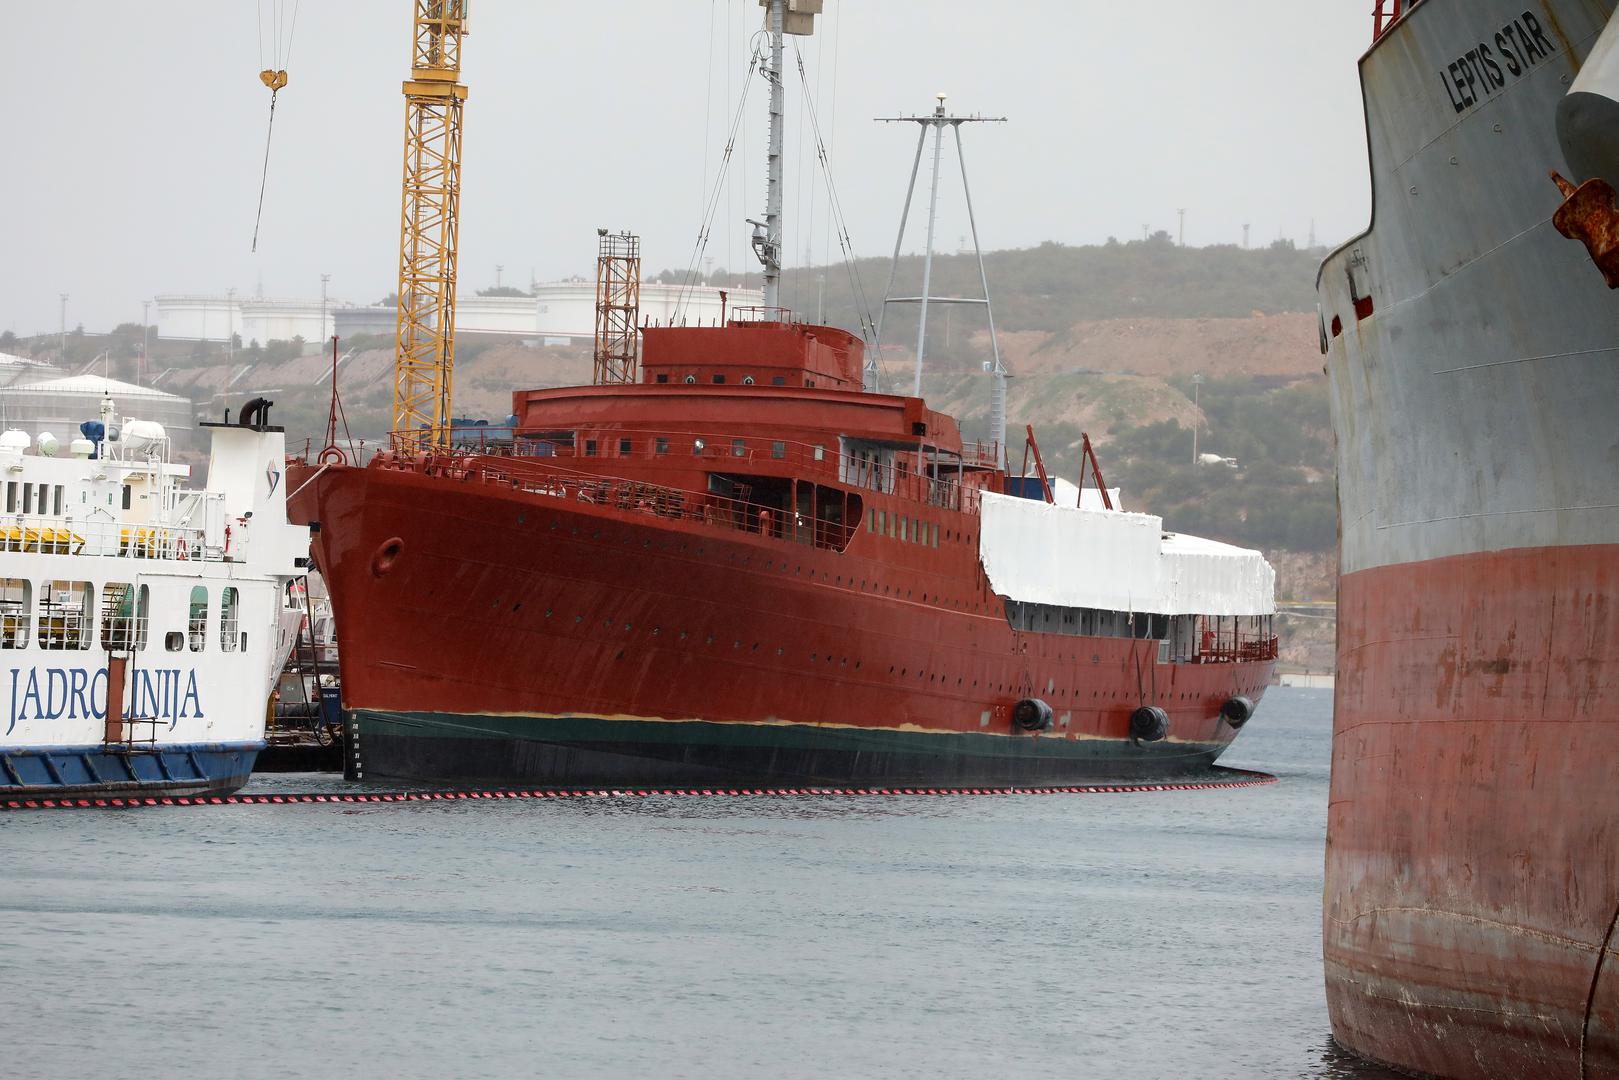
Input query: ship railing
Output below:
<box><xmin>0</xmin><ymin>515</ymin><xmax>217</xmax><ymax>563</ymax></box>
<box><xmin>1372</xmin><ymin>0</ymin><xmax>1412</xmax><ymax>41</ymax></box>
<box><xmin>1195</xmin><ymin>636</ymin><xmax>1280</xmax><ymax>664</ymax></box>
<box><xmin>442</xmin><ymin>454</ymin><xmax>860</xmax><ymax>554</ymax></box>
<box><xmin>407</xmin><ymin>426</ymin><xmax>987</xmax><ymax>517</ymax></box>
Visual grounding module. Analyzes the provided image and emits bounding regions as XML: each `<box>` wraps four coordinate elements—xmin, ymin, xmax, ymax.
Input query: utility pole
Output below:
<box><xmin>1177</xmin><ymin>208</ymin><xmax>1187</xmax><ymax>247</ymax></box>
<box><xmin>1191</xmin><ymin>373</ymin><xmax>1204</xmax><ymax>465</ymax></box>
<box><xmin>58</xmin><ymin>294</ymin><xmax>68</xmax><ymax>362</ymax></box>
<box><xmin>1242</xmin><ymin>224</ymin><xmax>1251</xmax><ymax>250</ymax></box>
<box><xmin>140</xmin><ymin>300</ymin><xmax>150</xmax><ymax>385</ymax></box>
<box><xmin>495</xmin><ymin>264</ymin><xmax>503</xmax><ymax>289</ymax></box>
<box><xmin>816</xmin><ymin>272</ymin><xmax>826</xmax><ymax>324</ymax></box>
<box><xmin>226</xmin><ymin>287</ymin><xmax>237</xmax><ymax>362</ymax></box>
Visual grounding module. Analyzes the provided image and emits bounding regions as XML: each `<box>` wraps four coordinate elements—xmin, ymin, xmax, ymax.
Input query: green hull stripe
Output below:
<box><xmin>359</xmin><ymin>710</ymin><xmax>1226</xmax><ymax>763</ymax></box>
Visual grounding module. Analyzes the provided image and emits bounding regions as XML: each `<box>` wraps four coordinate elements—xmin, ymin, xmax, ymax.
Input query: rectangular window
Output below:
<box><xmin>52</xmin><ymin>486</ymin><xmax>62</xmax><ymax>516</ymax></box>
<box><xmin>655</xmin><ymin>374</ymin><xmax>669</xmax><ymax>384</ymax></box>
<box><xmin>22</xmin><ymin>485</ymin><xmax>31</xmax><ymax>514</ymax></box>
<box><xmin>0</xmin><ymin>578</ymin><xmax>30</xmax><ymax>649</ymax></box>
<box><xmin>712</xmin><ymin>374</ymin><xmax>726</xmax><ymax>384</ymax></box>
<box><xmin>918</xmin><ymin>521</ymin><xmax>929</xmax><ymax>546</ymax></box>
<box><xmin>654</xmin><ymin>438</ymin><xmax>669</xmax><ymax>456</ymax></box>
<box><xmin>220</xmin><ymin>588</ymin><xmax>240</xmax><ymax>652</ymax></box>
<box><xmin>868</xmin><ymin>508</ymin><xmax>876</xmax><ymax>532</ymax></box>
<box><xmin>901</xmin><ymin>517</ymin><xmax>910</xmax><ymax>542</ymax></box>
<box><xmin>771</xmin><ymin>376</ymin><xmax>786</xmax><ymax>386</ymax></box>
<box><xmin>101</xmin><ymin>582</ymin><xmax>134</xmax><ymax>651</ymax></box>
<box><xmin>122</xmin><ymin>485</ymin><xmax>132</xmax><ymax>510</ymax></box>
<box><xmin>618</xmin><ymin>438</ymin><xmax>633</xmax><ymax>455</ymax></box>
<box><xmin>933</xmin><ymin>522</ymin><xmax>941</xmax><ymax>549</ymax></box>
<box><xmin>584</xmin><ymin>439</ymin><xmax>598</xmax><ymax>457</ymax></box>
<box><xmin>886</xmin><ymin>512</ymin><xmax>895</xmax><ymax>539</ymax></box>
<box><xmin>771</xmin><ymin>441</ymin><xmax>786</xmax><ymax>460</ymax></box>
<box><xmin>37</xmin><ymin>485</ymin><xmax>47</xmax><ymax>514</ymax></box>
<box><xmin>4</xmin><ymin>482</ymin><xmax>13</xmax><ymax>513</ymax></box>
<box><xmin>732</xmin><ymin>439</ymin><xmax>746</xmax><ymax>458</ymax></box>
<box><xmin>39</xmin><ymin>580</ymin><xmax>94</xmax><ymax>651</ymax></box>
<box><xmin>188</xmin><ymin>585</ymin><xmax>208</xmax><ymax>652</ymax></box>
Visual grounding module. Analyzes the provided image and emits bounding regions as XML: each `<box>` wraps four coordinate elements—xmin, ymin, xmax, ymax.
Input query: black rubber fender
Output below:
<box><xmin>1130</xmin><ymin>705</ymin><xmax>1169</xmax><ymax>743</ymax></box>
<box><xmin>1013</xmin><ymin>698</ymin><xmax>1054</xmax><ymax>732</ymax></box>
<box><xmin>1221</xmin><ymin>696</ymin><xmax>1255</xmax><ymax>728</ymax></box>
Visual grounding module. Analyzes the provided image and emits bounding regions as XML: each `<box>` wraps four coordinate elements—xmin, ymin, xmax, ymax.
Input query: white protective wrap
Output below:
<box><xmin>978</xmin><ymin>490</ymin><xmax>1275</xmax><ymax>616</ymax></box>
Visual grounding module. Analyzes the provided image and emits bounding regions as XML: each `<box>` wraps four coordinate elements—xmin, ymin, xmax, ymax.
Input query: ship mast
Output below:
<box><xmin>762</xmin><ymin>0</ymin><xmax>785</xmax><ymax>311</ymax></box>
<box><xmin>750</xmin><ymin>1</ymin><xmax>820</xmax><ymax>314</ymax></box>
<box><xmin>875</xmin><ymin>97</ymin><xmax>1008</xmax><ymax>465</ymax></box>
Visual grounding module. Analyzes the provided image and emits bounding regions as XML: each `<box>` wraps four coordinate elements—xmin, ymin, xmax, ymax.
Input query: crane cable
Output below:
<box><xmin>252</xmin><ymin>0</ymin><xmax>302</xmax><ymax>252</ymax></box>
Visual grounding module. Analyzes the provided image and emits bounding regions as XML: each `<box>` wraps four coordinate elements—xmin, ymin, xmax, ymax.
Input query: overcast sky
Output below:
<box><xmin>5</xmin><ymin>1</ymin><xmax>1373</xmax><ymax>336</ymax></box>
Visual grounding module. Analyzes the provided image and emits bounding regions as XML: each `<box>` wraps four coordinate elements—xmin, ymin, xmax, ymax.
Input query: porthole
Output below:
<box><xmin>743</xmin><ymin>376</ymin><xmax>756</xmax><ymax>385</ymax></box>
<box><xmin>684</xmin><ymin>375</ymin><xmax>697</xmax><ymax>384</ymax></box>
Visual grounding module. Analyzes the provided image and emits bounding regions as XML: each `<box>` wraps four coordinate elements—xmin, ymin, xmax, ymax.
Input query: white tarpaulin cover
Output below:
<box><xmin>978</xmin><ymin>490</ymin><xmax>1275</xmax><ymax>616</ymax></box>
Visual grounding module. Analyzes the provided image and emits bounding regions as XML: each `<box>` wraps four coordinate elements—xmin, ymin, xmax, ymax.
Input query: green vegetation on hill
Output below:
<box><xmin>697</xmin><ymin>233</ymin><xmax>1324</xmax><ymax>339</ymax></box>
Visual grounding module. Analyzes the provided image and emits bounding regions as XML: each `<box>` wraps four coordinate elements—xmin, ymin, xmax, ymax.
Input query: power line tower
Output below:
<box><xmin>393</xmin><ymin>0</ymin><xmax>469</xmax><ymax>448</ymax></box>
<box><xmin>594</xmin><ymin>230</ymin><xmax>641</xmax><ymax>385</ymax></box>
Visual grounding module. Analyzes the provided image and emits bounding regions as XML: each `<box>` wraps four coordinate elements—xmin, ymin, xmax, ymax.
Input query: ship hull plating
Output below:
<box><xmin>0</xmin><ymin>742</ymin><xmax>261</xmax><ymax>800</ymax></box>
<box><xmin>353</xmin><ymin>710</ymin><xmax>1231</xmax><ymax>788</ymax></box>
<box><xmin>1319</xmin><ymin>1</ymin><xmax>1619</xmax><ymax>1076</ymax></box>
<box><xmin>1328</xmin><ymin>547</ymin><xmax>1619</xmax><ymax>1078</ymax></box>
<box><xmin>296</xmin><ymin>464</ymin><xmax>1271</xmax><ymax>789</ymax></box>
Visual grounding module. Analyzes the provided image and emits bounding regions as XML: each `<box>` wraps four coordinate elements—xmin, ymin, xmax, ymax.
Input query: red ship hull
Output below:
<box><xmin>1326</xmin><ymin>545</ymin><xmax>1619</xmax><ymax>1079</ymax></box>
<box><xmin>293</xmin><ymin>462</ymin><xmax>1273</xmax><ymax>787</ymax></box>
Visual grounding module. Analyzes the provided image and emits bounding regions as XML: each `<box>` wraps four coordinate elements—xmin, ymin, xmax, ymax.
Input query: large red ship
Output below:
<box><xmin>1320</xmin><ymin>1</ymin><xmax>1619</xmax><ymax>1076</ymax></box>
<box><xmin>289</xmin><ymin>314</ymin><xmax>1275</xmax><ymax>787</ymax></box>
<box><xmin>287</xmin><ymin>0</ymin><xmax>1276</xmax><ymax>790</ymax></box>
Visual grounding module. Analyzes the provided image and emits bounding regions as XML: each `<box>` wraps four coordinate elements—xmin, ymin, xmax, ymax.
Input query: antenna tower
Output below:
<box><xmin>873</xmin><ymin>95</ymin><xmax>1008</xmax><ymax>465</ymax></box>
<box><xmin>593</xmin><ymin>230</ymin><xmax>641</xmax><ymax>385</ymax></box>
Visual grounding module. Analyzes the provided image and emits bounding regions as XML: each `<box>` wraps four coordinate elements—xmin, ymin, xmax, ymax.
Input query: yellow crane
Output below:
<box><xmin>393</xmin><ymin>1</ymin><xmax>468</xmax><ymax>448</ymax></box>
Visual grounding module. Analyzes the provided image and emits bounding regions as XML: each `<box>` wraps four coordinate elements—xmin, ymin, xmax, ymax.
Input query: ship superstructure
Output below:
<box><xmin>1319</xmin><ymin>1</ymin><xmax>1619</xmax><ymax>1076</ymax></box>
<box><xmin>0</xmin><ymin>397</ymin><xmax>308</xmax><ymax>799</ymax></box>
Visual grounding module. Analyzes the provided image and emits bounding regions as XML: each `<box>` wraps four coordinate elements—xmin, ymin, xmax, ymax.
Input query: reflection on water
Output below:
<box><xmin>0</xmin><ymin>688</ymin><xmax>1406</xmax><ymax>1078</ymax></box>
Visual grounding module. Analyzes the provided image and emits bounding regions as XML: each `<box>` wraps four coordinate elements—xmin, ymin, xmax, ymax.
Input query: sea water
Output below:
<box><xmin>0</xmin><ymin>687</ymin><xmax>1403</xmax><ymax>1078</ymax></box>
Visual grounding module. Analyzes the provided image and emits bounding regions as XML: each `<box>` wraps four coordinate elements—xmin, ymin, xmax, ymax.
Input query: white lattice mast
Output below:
<box><xmin>875</xmin><ymin>95</ymin><xmax>1008</xmax><ymax>464</ymax></box>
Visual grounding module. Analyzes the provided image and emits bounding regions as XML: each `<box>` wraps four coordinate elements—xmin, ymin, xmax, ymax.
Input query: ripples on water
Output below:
<box><xmin>0</xmin><ymin>687</ymin><xmax>1407</xmax><ymax>1079</ymax></box>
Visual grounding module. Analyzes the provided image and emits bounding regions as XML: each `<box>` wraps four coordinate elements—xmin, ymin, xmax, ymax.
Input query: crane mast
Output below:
<box><xmin>393</xmin><ymin>1</ymin><xmax>468</xmax><ymax>448</ymax></box>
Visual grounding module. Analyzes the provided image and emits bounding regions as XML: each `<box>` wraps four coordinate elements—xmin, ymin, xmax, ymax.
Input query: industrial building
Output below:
<box><xmin>0</xmin><ymin>374</ymin><xmax>193</xmax><ymax>455</ymax></box>
<box><xmin>154</xmin><ymin>295</ymin><xmax>344</xmax><ymax>346</ymax></box>
<box><xmin>158</xmin><ymin>282</ymin><xmax>758</xmax><ymax>347</ymax></box>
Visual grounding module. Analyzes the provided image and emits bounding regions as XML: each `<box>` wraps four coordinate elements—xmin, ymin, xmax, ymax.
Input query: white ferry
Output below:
<box><xmin>0</xmin><ymin>395</ymin><xmax>307</xmax><ymax>799</ymax></box>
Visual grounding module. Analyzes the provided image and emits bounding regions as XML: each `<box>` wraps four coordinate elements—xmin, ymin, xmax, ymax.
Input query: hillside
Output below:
<box><xmin>9</xmin><ymin>238</ymin><xmax>1336</xmax><ymax>559</ymax></box>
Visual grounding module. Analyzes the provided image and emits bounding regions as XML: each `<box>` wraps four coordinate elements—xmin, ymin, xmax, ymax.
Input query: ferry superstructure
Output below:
<box><xmin>0</xmin><ymin>397</ymin><xmax>308</xmax><ymax>799</ymax></box>
<box><xmin>1319</xmin><ymin>1</ymin><xmax>1619</xmax><ymax>1075</ymax></box>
